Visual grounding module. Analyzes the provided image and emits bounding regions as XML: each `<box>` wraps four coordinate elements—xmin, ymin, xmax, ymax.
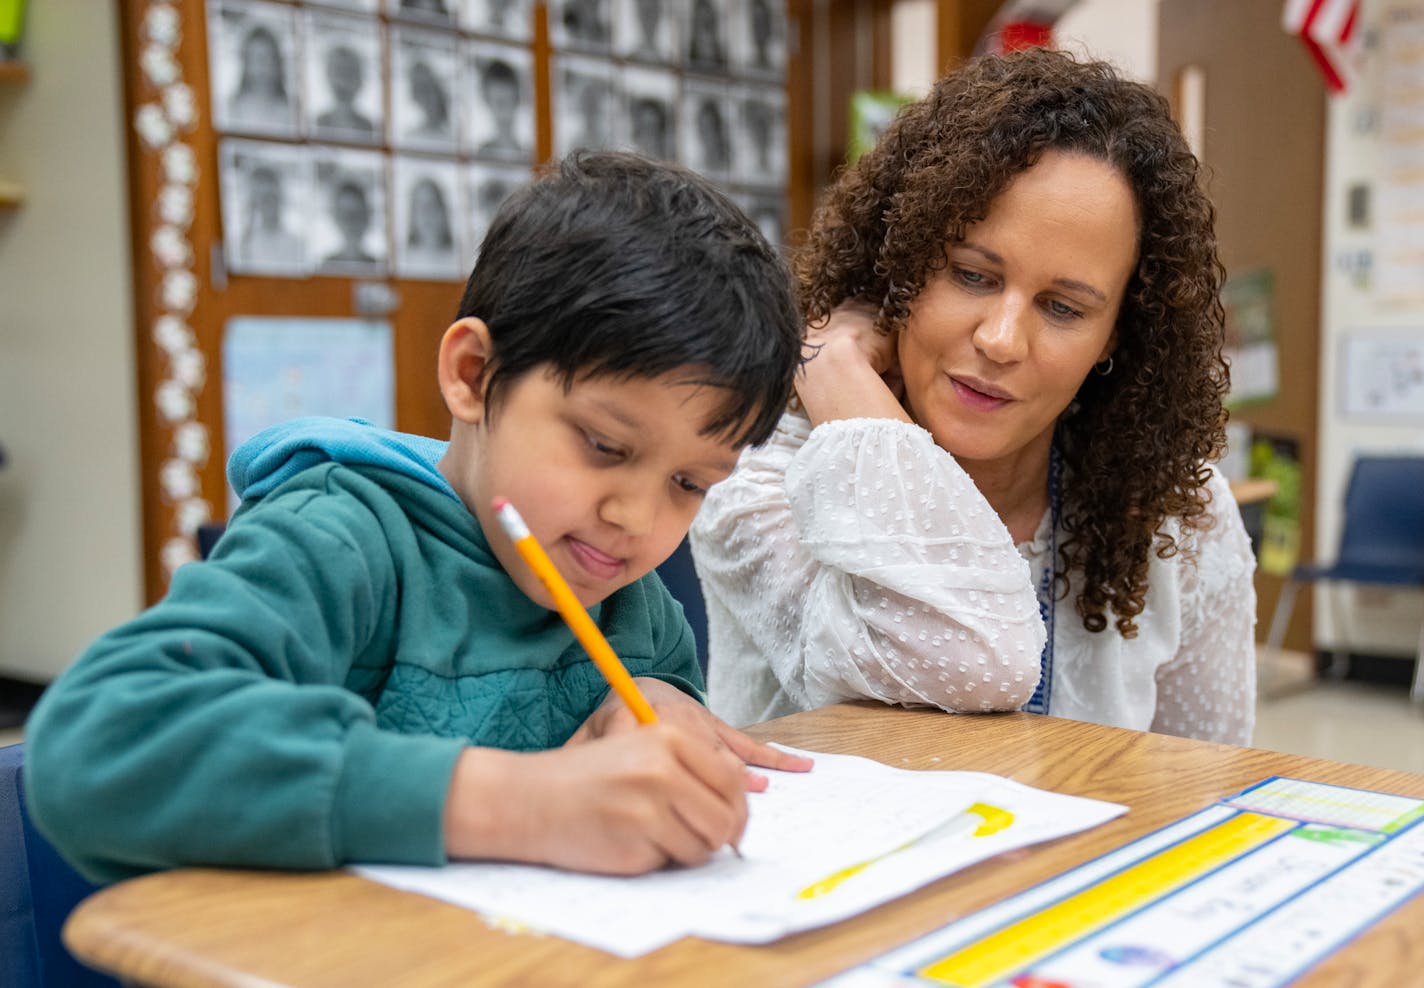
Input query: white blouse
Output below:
<box><xmin>691</xmin><ymin>412</ymin><xmax>1257</xmax><ymax>744</ymax></box>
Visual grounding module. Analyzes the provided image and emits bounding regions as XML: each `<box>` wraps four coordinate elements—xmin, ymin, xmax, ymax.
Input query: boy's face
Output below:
<box><xmin>440</xmin><ymin>330</ymin><xmax>743</xmax><ymax>609</ymax></box>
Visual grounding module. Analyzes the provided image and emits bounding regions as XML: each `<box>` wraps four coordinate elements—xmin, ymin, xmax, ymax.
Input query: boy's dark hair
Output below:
<box><xmin>456</xmin><ymin>150</ymin><xmax>802</xmax><ymax>448</ymax></box>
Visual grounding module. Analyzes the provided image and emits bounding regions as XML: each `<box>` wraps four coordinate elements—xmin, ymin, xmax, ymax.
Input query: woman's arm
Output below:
<box><xmin>693</xmin><ymin>410</ymin><xmax>1044</xmax><ymax>717</ymax></box>
<box><xmin>1151</xmin><ymin>471</ymin><xmax>1258</xmax><ymax>745</ymax></box>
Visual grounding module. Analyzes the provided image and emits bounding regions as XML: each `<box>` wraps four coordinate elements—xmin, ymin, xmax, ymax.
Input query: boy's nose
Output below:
<box><xmin>600</xmin><ymin>487</ymin><xmax>658</xmax><ymax>538</ymax></box>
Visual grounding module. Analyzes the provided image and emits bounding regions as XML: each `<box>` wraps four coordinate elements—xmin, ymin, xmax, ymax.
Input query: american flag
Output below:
<box><xmin>1282</xmin><ymin>0</ymin><xmax>1362</xmax><ymax>93</ymax></box>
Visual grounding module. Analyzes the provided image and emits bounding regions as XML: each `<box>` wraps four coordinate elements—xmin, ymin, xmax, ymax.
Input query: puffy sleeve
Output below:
<box><xmin>1150</xmin><ymin>470</ymin><xmax>1258</xmax><ymax>745</ymax></box>
<box><xmin>691</xmin><ymin>412</ymin><xmax>1044</xmax><ymax>721</ymax></box>
<box><xmin>23</xmin><ymin>477</ymin><xmax>466</xmax><ymax>883</ymax></box>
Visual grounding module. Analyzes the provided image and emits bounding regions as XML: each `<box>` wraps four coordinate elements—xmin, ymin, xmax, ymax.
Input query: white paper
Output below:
<box><xmin>356</xmin><ymin>745</ymin><xmax>1126</xmax><ymax>957</ymax></box>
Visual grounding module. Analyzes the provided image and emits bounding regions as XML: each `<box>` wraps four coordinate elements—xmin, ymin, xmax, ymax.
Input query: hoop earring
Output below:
<box><xmin>1094</xmin><ymin>356</ymin><xmax>1114</xmax><ymax>376</ymax></box>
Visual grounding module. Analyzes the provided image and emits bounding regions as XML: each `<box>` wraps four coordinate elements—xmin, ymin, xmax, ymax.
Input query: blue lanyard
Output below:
<box><xmin>1023</xmin><ymin>446</ymin><xmax>1061</xmax><ymax>716</ymax></box>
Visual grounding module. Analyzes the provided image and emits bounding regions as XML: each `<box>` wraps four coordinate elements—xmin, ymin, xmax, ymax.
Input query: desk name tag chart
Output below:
<box><xmin>822</xmin><ymin>777</ymin><xmax>1424</xmax><ymax>988</ymax></box>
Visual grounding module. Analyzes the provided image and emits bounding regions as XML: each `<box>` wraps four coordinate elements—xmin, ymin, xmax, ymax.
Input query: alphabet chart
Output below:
<box><xmin>821</xmin><ymin>777</ymin><xmax>1424</xmax><ymax>987</ymax></box>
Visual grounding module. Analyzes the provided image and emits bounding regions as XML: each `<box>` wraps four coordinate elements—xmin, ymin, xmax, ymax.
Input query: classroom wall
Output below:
<box><xmin>1053</xmin><ymin>0</ymin><xmax>1159</xmax><ymax>82</ymax></box>
<box><xmin>1314</xmin><ymin>0</ymin><xmax>1424</xmax><ymax>659</ymax></box>
<box><xmin>0</xmin><ymin>0</ymin><xmax>142</xmax><ymax>681</ymax></box>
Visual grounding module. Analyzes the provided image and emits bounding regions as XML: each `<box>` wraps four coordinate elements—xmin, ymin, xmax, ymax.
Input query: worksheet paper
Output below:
<box><xmin>356</xmin><ymin>746</ymin><xmax>1125</xmax><ymax>957</ymax></box>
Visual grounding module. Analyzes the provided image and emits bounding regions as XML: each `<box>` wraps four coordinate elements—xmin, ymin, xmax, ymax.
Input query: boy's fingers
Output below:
<box><xmin>717</xmin><ymin>726</ymin><xmax>814</xmax><ymax>773</ymax></box>
<box><xmin>669</xmin><ymin>730</ymin><xmax>749</xmax><ymax>842</ymax></box>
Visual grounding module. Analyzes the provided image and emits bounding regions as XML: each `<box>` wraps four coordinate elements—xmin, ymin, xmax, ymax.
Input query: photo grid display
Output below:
<box><xmin>209</xmin><ymin>0</ymin><xmax>788</xmax><ymax>280</ymax></box>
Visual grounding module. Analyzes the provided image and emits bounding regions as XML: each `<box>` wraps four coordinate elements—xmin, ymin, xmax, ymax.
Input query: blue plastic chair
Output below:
<box><xmin>656</xmin><ymin>537</ymin><xmax>710</xmax><ymax>676</ymax></box>
<box><xmin>1264</xmin><ymin>455</ymin><xmax>1424</xmax><ymax>700</ymax></box>
<box><xmin>1</xmin><ymin>743</ymin><xmax>119</xmax><ymax>987</ymax></box>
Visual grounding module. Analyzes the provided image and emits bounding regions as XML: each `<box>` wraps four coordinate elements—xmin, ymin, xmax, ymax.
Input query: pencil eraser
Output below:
<box><xmin>491</xmin><ymin>496</ymin><xmax>509</xmax><ymax>512</ymax></box>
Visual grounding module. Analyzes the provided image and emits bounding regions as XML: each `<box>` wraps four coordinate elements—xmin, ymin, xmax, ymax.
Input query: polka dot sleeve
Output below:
<box><xmin>692</xmin><ymin>412</ymin><xmax>1045</xmax><ymax>724</ymax></box>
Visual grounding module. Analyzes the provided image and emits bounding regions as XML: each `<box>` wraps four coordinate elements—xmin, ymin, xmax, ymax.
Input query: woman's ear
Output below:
<box><xmin>438</xmin><ymin>317</ymin><xmax>495</xmax><ymax>425</ymax></box>
<box><xmin>1097</xmin><ymin>331</ymin><xmax>1119</xmax><ymax>366</ymax></box>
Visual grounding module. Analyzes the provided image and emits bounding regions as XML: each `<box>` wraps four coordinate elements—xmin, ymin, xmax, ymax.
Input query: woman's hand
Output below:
<box><xmin>568</xmin><ymin>677</ymin><xmax>814</xmax><ymax>791</ymax></box>
<box><xmin>795</xmin><ymin>300</ymin><xmax>911</xmax><ymax>427</ymax></box>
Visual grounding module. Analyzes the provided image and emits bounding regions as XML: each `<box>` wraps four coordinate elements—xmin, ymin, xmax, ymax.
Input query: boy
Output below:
<box><xmin>25</xmin><ymin>152</ymin><xmax>808</xmax><ymax>884</ymax></box>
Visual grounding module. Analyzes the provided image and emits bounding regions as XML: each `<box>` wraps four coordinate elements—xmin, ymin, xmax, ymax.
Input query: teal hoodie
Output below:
<box><xmin>24</xmin><ymin>418</ymin><xmax>701</xmax><ymax>883</ymax></box>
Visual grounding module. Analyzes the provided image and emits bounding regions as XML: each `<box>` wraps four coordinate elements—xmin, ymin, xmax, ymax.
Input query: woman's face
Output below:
<box><xmin>896</xmin><ymin>150</ymin><xmax>1138</xmax><ymax>474</ymax></box>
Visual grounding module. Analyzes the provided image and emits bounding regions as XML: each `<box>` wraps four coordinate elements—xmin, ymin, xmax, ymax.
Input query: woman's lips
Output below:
<box><xmin>950</xmin><ymin>376</ymin><xmax>1013</xmax><ymax>411</ymax></box>
<box><xmin>566</xmin><ymin>537</ymin><xmax>624</xmax><ymax>582</ymax></box>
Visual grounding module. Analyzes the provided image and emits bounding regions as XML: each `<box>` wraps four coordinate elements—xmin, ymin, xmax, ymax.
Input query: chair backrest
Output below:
<box><xmin>1335</xmin><ymin>456</ymin><xmax>1424</xmax><ymax>583</ymax></box>
<box><xmin>0</xmin><ymin>744</ymin><xmax>119</xmax><ymax>988</ymax></box>
<box><xmin>655</xmin><ymin>538</ymin><xmax>709</xmax><ymax>675</ymax></box>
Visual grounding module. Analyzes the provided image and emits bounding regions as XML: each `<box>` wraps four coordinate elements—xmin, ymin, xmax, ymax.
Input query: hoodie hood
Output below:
<box><xmin>228</xmin><ymin>417</ymin><xmax>455</xmax><ymax>504</ymax></box>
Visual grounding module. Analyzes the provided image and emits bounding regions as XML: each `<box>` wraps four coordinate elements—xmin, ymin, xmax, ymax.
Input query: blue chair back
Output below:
<box><xmin>0</xmin><ymin>744</ymin><xmax>119</xmax><ymax>988</ymax></box>
<box><xmin>655</xmin><ymin>538</ymin><xmax>709</xmax><ymax>675</ymax></box>
<box><xmin>1333</xmin><ymin>456</ymin><xmax>1424</xmax><ymax>583</ymax></box>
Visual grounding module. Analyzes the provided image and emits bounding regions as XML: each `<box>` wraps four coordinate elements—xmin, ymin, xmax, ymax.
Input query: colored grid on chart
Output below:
<box><xmin>912</xmin><ymin>812</ymin><xmax>1296</xmax><ymax>987</ymax></box>
<box><xmin>1226</xmin><ymin>776</ymin><xmax>1424</xmax><ymax>833</ymax></box>
<box><xmin>1152</xmin><ymin>818</ymin><xmax>1424</xmax><ymax>987</ymax></box>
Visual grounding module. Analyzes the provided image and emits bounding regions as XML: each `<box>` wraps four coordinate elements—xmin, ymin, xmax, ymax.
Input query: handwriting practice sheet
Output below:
<box><xmin>356</xmin><ymin>746</ymin><xmax>1125</xmax><ymax>956</ymax></box>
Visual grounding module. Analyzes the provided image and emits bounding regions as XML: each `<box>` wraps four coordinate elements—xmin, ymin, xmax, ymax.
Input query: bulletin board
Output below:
<box><xmin>116</xmin><ymin>0</ymin><xmax>799</xmax><ymax>603</ymax></box>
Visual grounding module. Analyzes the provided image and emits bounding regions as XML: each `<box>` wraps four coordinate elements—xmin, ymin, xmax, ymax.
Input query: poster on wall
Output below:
<box><xmin>1340</xmin><ymin>329</ymin><xmax>1424</xmax><ymax>420</ymax></box>
<box><xmin>1220</xmin><ymin>267</ymin><xmax>1279</xmax><ymax>408</ymax></box>
<box><xmin>222</xmin><ymin>316</ymin><xmax>395</xmax><ymax>509</ymax></box>
<box><xmin>848</xmin><ymin>89</ymin><xmax>912</xmax><ymax>163</ymax></box>
<box><xmin>1378</xmin><ymin>6</ymin><xmax>1424</xmax><ymax>304</ymax></box>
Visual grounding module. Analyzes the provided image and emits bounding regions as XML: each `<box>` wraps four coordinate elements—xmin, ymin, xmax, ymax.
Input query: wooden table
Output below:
<box><xmin>65</xmin><ymin>704</ymin><xmax>1424</xmax><ymax>987</ymax></box>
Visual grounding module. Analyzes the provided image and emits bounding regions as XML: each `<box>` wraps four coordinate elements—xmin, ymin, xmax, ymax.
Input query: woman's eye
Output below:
<box><xmin>1045</xmin><ymin>299</ymin><xmax>1083</xmax><ymax>320</ymax></box>
<box><xmin>953</xmin><ymin>267</ymin><xmax>995</xmax><ymax>290</ymax></box>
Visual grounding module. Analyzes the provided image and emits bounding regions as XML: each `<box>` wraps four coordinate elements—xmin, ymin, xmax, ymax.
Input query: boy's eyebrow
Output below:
<box><xmin>957</xmin><ymin>242</ymin><xmax>1109</xmax><ymax>304</ymax></box>
<box><xmin>588</xmin><ymin>396</ymin><xmax>741</xmax><ymax>475</ymax></box>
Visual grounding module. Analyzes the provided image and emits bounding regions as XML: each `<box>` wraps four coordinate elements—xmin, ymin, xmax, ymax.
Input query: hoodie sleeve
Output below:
<box><xmin>23</xmin><ymin>476</ymin><xmax>466</xmax><ymax>884</ymax></box>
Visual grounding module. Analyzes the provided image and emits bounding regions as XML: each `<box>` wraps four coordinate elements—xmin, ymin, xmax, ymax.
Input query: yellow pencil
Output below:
<box><xmin>492</xmin><ymin>497</ymin><xmax>659</xmax><ymax>725</ymax></box>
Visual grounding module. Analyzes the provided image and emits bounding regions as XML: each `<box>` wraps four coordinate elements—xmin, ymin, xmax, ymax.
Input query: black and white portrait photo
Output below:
<box><xmin>739</xmin><ymin>191</ymin><xmax>785</xmax><ymax>251</ymax></box>
<box><xmin>463</xmin><ymin>161</ymin><xmax>530</xmax><ymax>256</ymax></box>
<box><xmin>459</xmin><ymin>0</ymin><xmax>532</xmax><ymax>41</ymax></box>
<box><xmin>552</xmin><ymin>0</ymin><xmax>613</xmax><ymax>51</ymax></box>
<box><xmin>734</xmin><ymin>0</ymin><xmax>785</xmax><ymax>77</ymax></box>
<box><xmin>208</xmin><ymin>0</ymin><xmax>301</xmax><ymax>138</ymax></box>
<box><xmin>463</xmin><ymin>42</ymin><xmax>535</xmax><ymax>162</ymax></box>
<box><xmin>621</xmin><ymin>66</ymin><xmax>677</xmax><ymax>160</ymax></box>
<box><xmin>680</xmin><ymin>82</ymin><xmax>734</xmax><ymax>179</ymax></box>
<box><xmin>390</xmin><ymin>27</ymin><xmax>459</xmax><ymax>152</ymax></box>
<box><xmin>554</xmin><ymin>56</ymin><xmax>619</xmax><ymax>156</ymax></box>
<box><xmin>303</xmin><ymin>10</ymin><xmax>383</xmax><ymax>144</ymax></box>
<box><xmin>684</xmin><ymin>0</ymin><xmax>728</xmax><ymax>74</ymax></box>
<box><xmin>392</xmin><ymin>156</ymin><xmax>464</xmax><ymax>280</ymax></box>
<box><xmin>219</xmin><ymin>139</ymin><xmax>310</xmax><ymax>276</ymax></box>
<box><xmin>387</xmin><ymin>0</ymin><xmax>458</xmax><ymax>28</ymax></box>
<box><xmin>616</xmin><ymin>0</ymin><xmax>676</xmax><ymax>63</ymax></box>
<box><xmin>310</xmin><ymin>147</ymin><xmax>388</xmax><ymax>277</ymax></box>
<box><xmin>736</xmin><ymin>85</ymin><xmax>786</xmax><ymax>185</ymax></box>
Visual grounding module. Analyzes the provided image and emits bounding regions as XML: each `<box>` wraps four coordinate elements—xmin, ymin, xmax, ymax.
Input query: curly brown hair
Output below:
<box><xmin>796</xmin><ymin>48</ymin><xmax>1229</xmax><ymax>638</ymax></box>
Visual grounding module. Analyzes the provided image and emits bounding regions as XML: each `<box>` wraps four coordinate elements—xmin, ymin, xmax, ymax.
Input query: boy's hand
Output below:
<box><xmin>443</xmin><ymin>726</ymin><xmax>748</xmax><ymax>875</ymax></box>
<box><xmin>567</xmin><ymin>677</ymin><xmax>814</xmax><ymax>791</ymax></box>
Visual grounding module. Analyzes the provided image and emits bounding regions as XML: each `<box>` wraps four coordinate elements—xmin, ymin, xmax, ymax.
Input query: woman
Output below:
<box><xmin>691</xmin><ymin>49</ymin><xmax>1256</xmax><ymax>744</ymax></box>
